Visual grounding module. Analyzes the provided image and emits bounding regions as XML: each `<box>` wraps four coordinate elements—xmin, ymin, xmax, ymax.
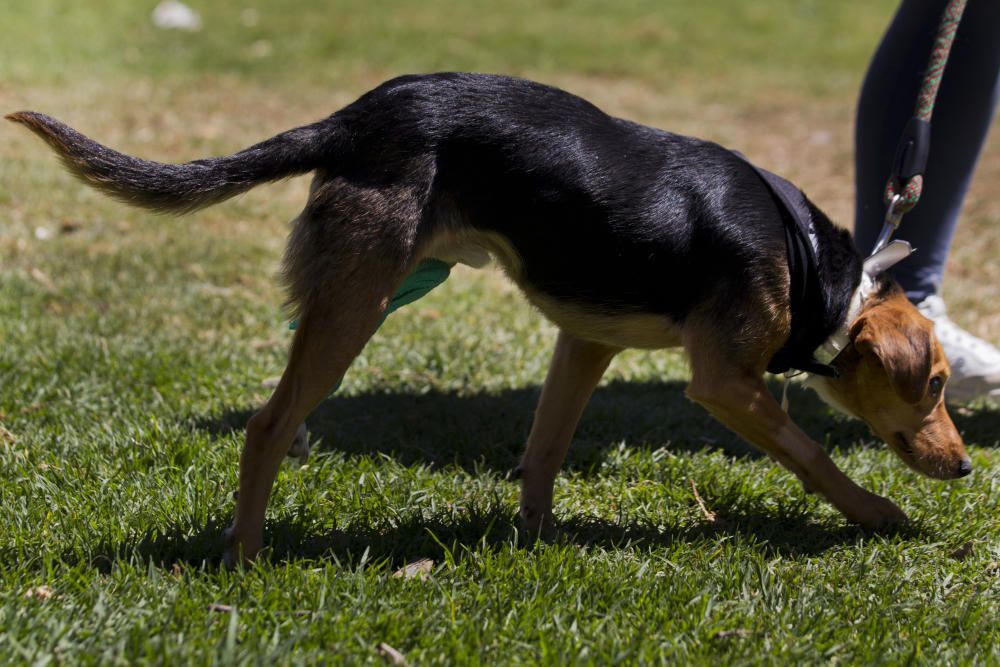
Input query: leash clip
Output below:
<box><xmin>871</xmin><ymin>193</ymin><xmax>904</xmax><ymax>256</ymax></box>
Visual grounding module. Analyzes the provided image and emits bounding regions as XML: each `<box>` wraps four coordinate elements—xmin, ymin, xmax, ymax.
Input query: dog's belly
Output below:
<box><xmin>523</xmin><ymin>288</ymin><xmax>683</xmax><ymax>349</ymax></box>
<box><xmin>421</xmin><ymin>230</ymin><xmax>683</xmax><ymax>350</ymax></box>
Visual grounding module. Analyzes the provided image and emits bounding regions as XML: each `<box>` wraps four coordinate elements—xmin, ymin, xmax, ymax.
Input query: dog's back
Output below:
<box><xmin>330</xmin><ymin>75</ymin><xmax>790</xmax><ymax>329</ymax></box>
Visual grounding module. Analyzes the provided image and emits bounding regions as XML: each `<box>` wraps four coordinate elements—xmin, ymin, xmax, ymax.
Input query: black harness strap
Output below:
<box><xmin>737</xmin><ymin>158</ymin><xmax>839</xmax><ymax>377</ymax></box>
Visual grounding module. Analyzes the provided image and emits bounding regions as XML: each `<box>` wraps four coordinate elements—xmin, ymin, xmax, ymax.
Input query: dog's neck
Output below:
<box><xmin>745</xmin><ymin>160</ymin><xmax>859</xmax><ymax>377</ymax></box>
<box><xmin>812</xmin><ymin>240</ymin><xmax>914</xmax><ymax>367</ymax></box>
<box><xmin>735</xmin><ymin>153</ymin><xmax>911</xmax><ymax>378</ymax></box>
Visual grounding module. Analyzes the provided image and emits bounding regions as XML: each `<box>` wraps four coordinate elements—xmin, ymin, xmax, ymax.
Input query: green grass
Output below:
<box><xmin>3</xmin><ymin>1</ymin><xmax>1000</xmax><ymax>664</ymax></box>
<box><xmin>2</xmin><ymin>0</ymin><xmax>889</xmax><ymax>98</ymax></box>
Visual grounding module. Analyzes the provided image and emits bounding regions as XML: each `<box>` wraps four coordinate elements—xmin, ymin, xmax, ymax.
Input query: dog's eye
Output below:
<box><xmin>928</xmin><ymin>375</ymin><xmax>944</xmax><ymax>398</ymax></box>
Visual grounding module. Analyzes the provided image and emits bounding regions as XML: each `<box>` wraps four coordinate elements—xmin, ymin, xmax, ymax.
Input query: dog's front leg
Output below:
<box><xmin>517</xmin><ymin>331</ymin><xmax>619</xmax><ymax>536</ymax></box>
<box><xmin>685</xmin><ymin>369</ymin><xmax>907</xmax><ymax>529</ymax></box>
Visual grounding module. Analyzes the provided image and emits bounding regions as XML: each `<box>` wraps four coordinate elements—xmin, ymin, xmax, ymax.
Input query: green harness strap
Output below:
<box><xmin>289</xmin><ymin>258</ymin><xmax>453</xmax><ymax>393</ymax></box>
<box><xmin>377</xmin><ymin>258</ymin><xmax>453</xmax><ymax>320</ymax></box>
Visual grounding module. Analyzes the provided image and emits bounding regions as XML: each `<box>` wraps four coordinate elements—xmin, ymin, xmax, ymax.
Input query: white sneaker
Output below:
<box><xmin>917</xmin><ymin>294</ymin><xmax>1000</xmax><ymax>402</ymax></box>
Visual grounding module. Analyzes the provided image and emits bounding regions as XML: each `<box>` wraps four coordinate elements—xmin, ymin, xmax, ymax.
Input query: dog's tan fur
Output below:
<box><xmin>808</xmin><ymin>288</ymin><xmax>964</xmax><ymax>480</ymax></box>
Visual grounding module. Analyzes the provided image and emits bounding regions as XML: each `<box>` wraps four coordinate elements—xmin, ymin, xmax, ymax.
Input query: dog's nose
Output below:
<box><xmin>956</xmin><ymin>458</ymin><xmax>973</xmax><ymax>478</ymax></box>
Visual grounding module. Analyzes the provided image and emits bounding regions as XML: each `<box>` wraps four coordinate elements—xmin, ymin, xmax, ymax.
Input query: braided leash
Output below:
<box><xmin>873</xmin><ymin>0</ymin><xmax>968</xmax><ymax>253</ymax></box>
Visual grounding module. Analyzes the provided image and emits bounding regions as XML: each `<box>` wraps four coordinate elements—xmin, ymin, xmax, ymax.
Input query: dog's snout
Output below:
<box><xmin>956</xmin><ymin>457</ymin><xmax>973</xmax><ymax>478</ymax></box>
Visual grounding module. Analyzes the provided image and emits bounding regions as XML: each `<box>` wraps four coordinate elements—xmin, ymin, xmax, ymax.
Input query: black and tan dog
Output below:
<box><xmin>8</xmin><ymin>73</ymin><xmax>971</xmax><ymax>564</ymax></box>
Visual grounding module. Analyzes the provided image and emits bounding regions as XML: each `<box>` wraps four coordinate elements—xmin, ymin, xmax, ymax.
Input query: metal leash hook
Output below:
<box><xmin>871</xmin><ymin>193</ymin><xmax>904</xmax><ymax>256</ymax></box>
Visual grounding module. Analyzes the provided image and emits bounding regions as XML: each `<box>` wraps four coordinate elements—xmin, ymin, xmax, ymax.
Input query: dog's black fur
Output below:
<box><xmin>10</xmin><ymin>73</ymin><xmax>863</xmax><ymax>366</ymax></box>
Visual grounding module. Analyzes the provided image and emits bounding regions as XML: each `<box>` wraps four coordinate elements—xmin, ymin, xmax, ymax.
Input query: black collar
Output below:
<box><xmin>738</xmin><ymin>157</ymin><xmax>839</xmax><ymax>377</ymax></box>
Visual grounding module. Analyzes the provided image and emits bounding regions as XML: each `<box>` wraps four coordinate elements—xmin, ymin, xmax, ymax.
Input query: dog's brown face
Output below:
<box><xmin>810</xmin><ymin>291</ymin><xmax>970</xmax><ymax>479</ymax></box>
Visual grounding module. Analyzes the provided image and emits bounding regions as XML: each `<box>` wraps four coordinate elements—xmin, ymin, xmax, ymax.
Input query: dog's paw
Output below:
<box><xmin>847</xmin><ymin>492</ymin><xmax>908</xmax><ymax>530</ymax></box>
<box><xmin>287</xmin><ymin>423</ymin><xmax>311</xmax><ymax>465</ymax></box>
<box><xmin>519</xmin><ymin>505</ymin><xmax>557</xmax><ymax>543</ymax></box>
<box><xmin>221</xmin><ymin>526</ymin><xmax>262</xmax><ymax>569</ymax></box>
<box><xmin>221</xmin><ymin>526</ymin><xmax>240</xmax><ymax>569</ymax></box>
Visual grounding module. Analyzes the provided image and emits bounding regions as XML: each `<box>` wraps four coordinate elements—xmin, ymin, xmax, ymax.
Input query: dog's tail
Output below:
<box><xmin>6</xmin><ymin>111</ymin><xmax>341</xmax><ymax>214</ymax></box>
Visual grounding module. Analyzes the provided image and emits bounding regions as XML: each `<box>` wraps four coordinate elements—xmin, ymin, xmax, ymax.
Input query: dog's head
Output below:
<box><xmin>808</xmin><ymin>286</ymin><xmax>970</xmax><ymax>479</ymax></box>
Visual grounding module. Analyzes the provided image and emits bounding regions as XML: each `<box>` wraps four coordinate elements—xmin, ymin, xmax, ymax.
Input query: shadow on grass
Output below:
<box><xmin>193</xmin><ymin>379</ymin><xmax>1000</xmax><ymax>475</ymax></box>
<box><xmin>74</xmin><ymin>499</ymin><xmax>924</xmax><ymax>573</ymax></box>
<box><xmin>197</xmin><ymin>380</ymin><xmax>746</xmax><ymax>475</ymax></box>
<box><xmin>55</xmin><ymin>381</ymin><xmax>987</xmax><ymax>572</ymax></box>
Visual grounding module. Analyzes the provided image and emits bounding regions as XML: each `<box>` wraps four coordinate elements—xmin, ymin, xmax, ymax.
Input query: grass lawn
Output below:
<box><xmin>2</xmin><ymin>1</ymin><xmax>999</xmax><ymax>664</ymax></box>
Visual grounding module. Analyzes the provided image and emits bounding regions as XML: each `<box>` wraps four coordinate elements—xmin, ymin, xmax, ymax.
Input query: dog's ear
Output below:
<box><xmin>850</xmin><ymin>309</ymin><xmax>932</xmax><ymax>404</ymax></box>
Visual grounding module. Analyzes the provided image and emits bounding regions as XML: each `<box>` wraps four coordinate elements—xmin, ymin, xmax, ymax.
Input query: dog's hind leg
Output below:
<box><xmin>223</xmin><ymin>176</ymin><xmax>428</xmax><ymax>565</ymax></box>
<box><xmin>517</xmin><ymin>331</ymin><xmax>620</xmax><ymax>536</ymax></box>
<box><xmin>287</xmin><ymin>423</ymin><xmax>311</xmax><ymax>465</ymax></box>
<box><xmin>223</xmin><ymin>277</ymin><xmax>402</xmax><ymax>565</ymax></box>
